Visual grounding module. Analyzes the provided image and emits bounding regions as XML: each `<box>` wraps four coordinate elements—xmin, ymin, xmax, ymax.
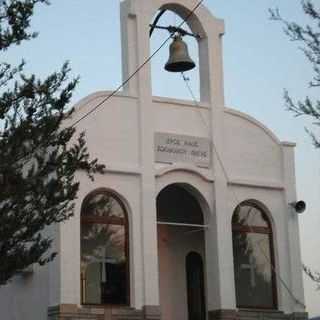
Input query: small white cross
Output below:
<box><xmin>241</xmin><ymin>255</ymin><xmax>257</xmax><ymax>287</ymax></box>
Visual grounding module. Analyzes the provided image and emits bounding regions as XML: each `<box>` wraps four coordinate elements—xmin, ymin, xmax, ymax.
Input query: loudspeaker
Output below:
<box><xmin>290</xmin><ymin>201</ymin><xmax>306</xmax><ymax>214</ymax></box>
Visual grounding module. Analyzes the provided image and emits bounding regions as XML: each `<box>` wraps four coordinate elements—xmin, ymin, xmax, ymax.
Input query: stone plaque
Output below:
<box><xmin>155</xmin><ymin>132</ymin><xmax>211</xmax><ymax>168</ymax></box>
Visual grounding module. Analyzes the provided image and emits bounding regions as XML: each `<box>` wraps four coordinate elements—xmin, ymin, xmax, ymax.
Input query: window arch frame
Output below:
<box><xmin>80</xmin><ymin>188</ymin><xmax>130</xmax><ymax>307</ymax></box>
<box><xmin>231</xmin><ymin>200</ymin><xmax>278</xmax><ymax>310</ymax></box>
<box><xmin>156</xmin><ymin>184</ymin><xmax>205</xmax><ymax>226</ymax></box>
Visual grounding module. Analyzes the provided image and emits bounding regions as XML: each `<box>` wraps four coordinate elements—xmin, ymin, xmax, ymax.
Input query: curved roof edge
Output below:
<box><xmin>71</xmin><ymin>90</ymin><xmax>137</xmax><ymax>118</ymax></box>
<box><xmin>224</xmin><ymin>107</ymin><xmax>282</xmax><ymax>146</ymax></box>
<box><xmin>281</xmin><ymin>141</ymin><xmax>296</xmax><ymax>147</ymax></box>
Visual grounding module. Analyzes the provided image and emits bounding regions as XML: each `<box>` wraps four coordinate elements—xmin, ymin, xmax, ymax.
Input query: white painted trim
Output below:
<box><xmin>155</xmin><ymin>164</ymin><xmax>214</xmax><ymax>182</ymax></box>
<box><xmin>228</xmin><ymin>178</ymin><xmax>284</xmax><ymax>190</ymax></box>
<box><xmin>157</xmin><ymin>222</ymin><xmax>208</xmax><ymax>228</ymax></box>
<box><xmin>72</xmin><ymin>91</ymin><xmax>138</xmax><ymax>115</ymax></box>
<box><xmin>152</xmin><ymin>95</ymin><xmax>210</xmax><ymax>110</ymax></box>
<box><xmin>281</xmin><ymin>141</ymin><xmax>296</xmax><ymax>147</ymax></box>
<box><xmin>105</xmin><ymin>165</ymin><xmax>141</xmax><ymax>176</ymax></box>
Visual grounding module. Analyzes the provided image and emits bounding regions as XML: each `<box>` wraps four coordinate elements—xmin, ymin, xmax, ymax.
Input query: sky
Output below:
<box><xmin>5</xmin><ymin>0</ymin><xmax>320</xmax><ymax>317</ymax></box>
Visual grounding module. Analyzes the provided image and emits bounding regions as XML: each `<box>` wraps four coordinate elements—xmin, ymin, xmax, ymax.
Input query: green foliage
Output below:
<box><xmin>270</xmin><ymin>0</ymin><xmax>320</xmax><ymax>148</ymax></box>
<box><xmin>303</xmin><ymin>265</ymin><xmax>320</xmax><ymax>290</ymax></box>
<box><xmin>271</xmin><ymin>0</ymin><xmax>320</xmax><ymax>291</ymax></box>
<box><xmin>0</xmin><ymin>0</ymin><xmax>49</xmax><ymax>50</ymax></box>
<box><xmin>0</xmin><ymin>0</ymin><xmax>105</xmax><ymax>285</ymax></box>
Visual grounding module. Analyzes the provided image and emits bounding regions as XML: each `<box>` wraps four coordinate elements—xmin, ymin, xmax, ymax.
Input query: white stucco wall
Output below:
<box><xmin>0</xmin><ymin>245</ymin><xmax>50</xmax><ymax>320</ymax></box>
<box><xmin>158</xmin><ymin>225</ymin><xmax>205</xmax><ymax>320</ymax></box>
<box><xmin>51</xmin><ymin>86</ymin><xmax>304</xmax><ymax>313</ymax></box>
<box><xmin>0</xmin><ymin>0</ymin><xmax>306</xmax><ymax>318</ymax></box>
<box><xmin>71</xmin><ymin>94</ymin><xmax>140</xmax><ymax>169</ymax></box>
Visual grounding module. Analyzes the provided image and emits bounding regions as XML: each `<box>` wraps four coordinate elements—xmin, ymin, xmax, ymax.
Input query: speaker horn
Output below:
<box><xmin>290</xmin><ymin>201</ymin><xmax>306</xmax><ymax>214</ymax></box>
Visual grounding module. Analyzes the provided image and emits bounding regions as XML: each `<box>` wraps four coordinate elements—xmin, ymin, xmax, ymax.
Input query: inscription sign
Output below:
<box><xmin>155</xmin><ymin>132</ymin><xmax>211</xmax><ymax>168</ymax></box>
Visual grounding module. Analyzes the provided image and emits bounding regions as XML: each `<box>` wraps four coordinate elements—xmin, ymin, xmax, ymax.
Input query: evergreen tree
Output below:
<box><xmin>270</xmin><ymin>0</ymin><xmax>320</xmax><ymax>148</ymax></box>
<box><xmin>0</xmin><ymin>0</ymin><xmax>105</xmax><ymax>285</ymax></box>
<box><xmin>304</xmin><ymin>265</ymin><xmax>320</xmax><ymax>290</ymax></box>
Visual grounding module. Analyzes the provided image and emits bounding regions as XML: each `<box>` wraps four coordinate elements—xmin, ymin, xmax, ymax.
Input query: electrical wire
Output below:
<box><xmin>180</xmin><ymin>72</ymin><xmax>306</xmax><ymax>309</ymax></box>
<box><xmin>72</xmin><ymin>0</ymin><xmax>203</xmax><ymax>127</ymax></box>
<box><xmin>1</xmin><ymin>0</ymin><xmax>204</xmax><ymax>168</ymax></box>
<box><xmin>0</xmin><ymin>0</ymin><xmax>306</xmax><ymax>309</ymax></box>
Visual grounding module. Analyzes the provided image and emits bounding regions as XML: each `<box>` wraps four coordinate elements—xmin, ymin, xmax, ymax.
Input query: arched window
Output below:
<box><xmin>232</xmin><ymin>202</ymin><xmax>277</xmax><ymax>309</ymax></box>
<box><xmin>80</xmin><ymin>190</ymin><xmax>129</xmax><ymax>305</ymax></box>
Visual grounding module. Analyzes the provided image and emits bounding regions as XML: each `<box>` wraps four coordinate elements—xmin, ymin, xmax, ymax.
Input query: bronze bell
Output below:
<box><xmin>165</xmin><ymin>35</ymin><xmax>196</xmax><ymax>72</ymax></box>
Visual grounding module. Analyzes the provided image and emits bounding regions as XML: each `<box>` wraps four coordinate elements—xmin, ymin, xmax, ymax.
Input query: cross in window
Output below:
<box><xmin>241</xmin><ymin>255</ymin><xmax>257</xmax><ymax>287</ymax></box>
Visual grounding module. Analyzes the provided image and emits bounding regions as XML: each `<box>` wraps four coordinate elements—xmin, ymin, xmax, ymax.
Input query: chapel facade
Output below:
<box><xmin>0</xmin><ymin>1</ymin><xmax>308</xmax><ymax>320</ymax></box>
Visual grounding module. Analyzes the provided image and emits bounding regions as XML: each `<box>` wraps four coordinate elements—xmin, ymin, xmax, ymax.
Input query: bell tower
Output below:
<box><xmin>120</xmin><ymin>0</ymin><xmax>225</xmax><ymax>106</ymax></box>
<box><xmin>119</xmin><ymin>0</ymin><xmax>236</xmax><ymax>318</ymax></box>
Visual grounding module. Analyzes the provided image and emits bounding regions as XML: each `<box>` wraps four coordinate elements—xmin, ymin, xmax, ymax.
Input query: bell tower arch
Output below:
<box><xmin>120</xmin><ymin>0</ymin><xmax>225</xmax><ymax>106</ymax></box>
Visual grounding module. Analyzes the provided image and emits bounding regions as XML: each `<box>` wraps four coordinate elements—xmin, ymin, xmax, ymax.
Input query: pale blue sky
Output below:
<box><xmin>5</xmin><ymin>0</ymin><xmax>320</xmax><ymax>316</ymax></box>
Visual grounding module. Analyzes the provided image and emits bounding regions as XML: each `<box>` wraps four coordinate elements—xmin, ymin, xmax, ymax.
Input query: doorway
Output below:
<box><xmin>186</xmin><ymin>252</ymin><xmax>206</xmax><ymax>320</ymax></box>
<box><xmin>156</xmin><ymin>184</ymin><xmax>206</xmax><ymax>320</ymax></box>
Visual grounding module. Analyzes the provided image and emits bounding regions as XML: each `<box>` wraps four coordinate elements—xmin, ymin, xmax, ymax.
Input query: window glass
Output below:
<box><xmin>232</xmin><ymin>202</ymin><xmax>277</xmax><ymax>309</ymax></box>
<box><xmin>82</xmin><ymin>193</ymin><xmax>125</xmax><ymax>219</ymax></box>
<box><xmin>81</xmin><ymin>191</ymin><xmax>128</xmax><ymax>305</ymax></box>
<box><xmin>233</xmin><ymin>204</ymin><xmax>268</xmax><ymax>228</ymax></box>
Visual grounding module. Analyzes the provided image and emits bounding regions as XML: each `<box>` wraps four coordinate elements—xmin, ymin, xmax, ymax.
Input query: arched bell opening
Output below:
<box><xmin>150</xmin><ymin>9</ymin><xmax>200</xmax><ymax>101</ymax></box>
<box><xmin>156</xmin><ymin>184</ymin><xmax>207</xmax><ymax>320</ymax></box>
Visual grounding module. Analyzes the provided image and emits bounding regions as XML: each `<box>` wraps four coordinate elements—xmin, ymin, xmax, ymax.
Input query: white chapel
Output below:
<box><xmin>0</xmin><ymin>1</ymin><xmax>308</xmax><ymax>320</ymax></box>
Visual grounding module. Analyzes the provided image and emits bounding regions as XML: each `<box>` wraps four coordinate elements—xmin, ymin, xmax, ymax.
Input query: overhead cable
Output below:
<box><xmin>3</xmin><ymin>0</ymin><xmax>204</xmax><ymax>167</ymax></box>
<box><xmin>180</xmin><ymin>72</ymin><xmax>306</xmax><ymax>309</ymax></box>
